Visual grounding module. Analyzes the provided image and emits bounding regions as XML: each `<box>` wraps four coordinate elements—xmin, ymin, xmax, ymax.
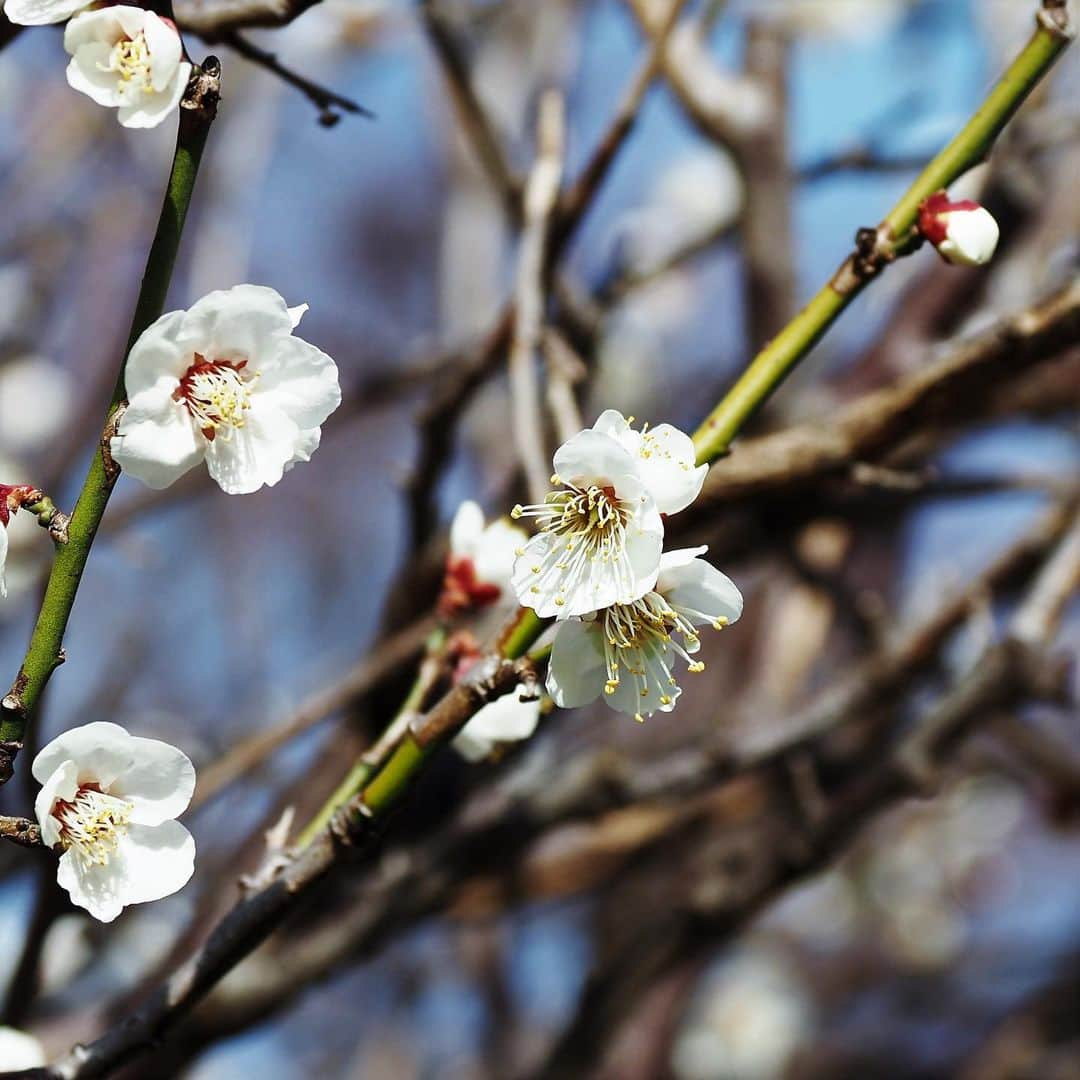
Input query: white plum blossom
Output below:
<box><xmin>0</xmin><ymin>1026</ymin><xmax>46</xmax><ymax>1069</ymax></box>
<box><xmin>452</xmin><ymin>689</ymin><xmax>542</xmax><ymax>762</ymax></box>
<box><xmin>3</xmin><ymin>0</ymin><xmax>86</xmax><ymax>25</ymax></box>
<box><xmin>546</xmin><ymin>547</ymin><xmax>742</xmax><ymax>722</ymax></box>
<box><xmin>111</xmin><ymin>285</ymin><xmax>341</xmax><ymax>495</ymax></box>
<box><xmin>591</xmin><ymin>409</ymin><xmax>707</xmax><ymax>515</ymax></box>
<box><xmin>64</xmin><ymin>7</ymin><xmax>191</xmax><ymax>130</ymax></box>
<box><xmin>511</xmin><ymin>428</ymin><xmax>663</xmax><ymax>619</ymax></box>
<box><xmin>440</xmin><ymin>500</ymin><xmax>527</xmax><ymax>617</ymax></box>
<box><xmin>511</xmin><ymin>411</ymin><xmax>706</xmax><ymax>618</ymax></box>
<box><xmin>33</xmin><ymin>721</ymin><xmax>196</xmax><ymax>923</ymax></box>
<box><xmin>918</xmin><ymin>192</ymin><xmax>1000</xmax><ymax>267</ymax></box>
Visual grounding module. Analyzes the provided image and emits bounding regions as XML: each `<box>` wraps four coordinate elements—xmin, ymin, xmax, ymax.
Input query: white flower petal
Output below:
<box><xmin>56</xmin><ymin>820</ymin><xmax>194</xmax><ymax>923</ymax></box>
<box><xmin>123</xmin><ymin>308</ymin><xmax>197</xmax><ymax>397</ymax></box>
<box><xmin>591</xmin><ymin>408</ymin><xmax>637</xmax><ymax>445</ymax></box>
<box><xmin>182</xmin><ymin>285</ymin><xmax>298</xmax><ymax>359</ymax></box>
<box><xmin>449</xmin><ymin>500</ymin><xmax>485</xmax><ymax>559</ymax></box>
<box><xmin>287</xmin><ymin>303</ymin><xmax>309</xmax><ymax>328</ymax></box>
<box><xmin>256</xmin><ymin>334</ymin><xmax>341</xmax><ymax>431</ymax></box>
<box><xmin>603</xmin><ymin>640</ymin><xmax>680</xmax><ymax>719</ymax></box>
<box><xmin>112</xmin><ymin>735</ymin><xmax>195</xmax><ymax>825</ymax></box>
<box><xmin>5</xmin><ymin>0</ymin><xmax>88</xmax><ymax>25</ymax></box>
<box><xmin>659</xmin><ymin>554</ymin><xmax>743</xmax><ymax>629</ymax></box>
<box><xmin>66</xmin><ymin>44</ymin><xmax>124</xmax><ymax>108</ymax></box>
<box><xmin>34</xmin><ymin>758</ymin><xmax>80</xmax><ymax>849</ymax></box>
<box><xmin>112</xmin><ymin>384</ymin><xmax>205</xmax><ymax>490</ymax></box>
<box><xmin>452</xmin><ymin>692</ymin><xmax>540</xmax><ymax>761</ymax></box>
<box><xmin>472</xmin><ymin>518</ymin><xmax>526</xmax><ymax>591</ymax></box>
<box><xmin>140</xmin><ymin>11</ymin><xmax>182</xmax><ymax>91</ymax></box>
<box><xmin>940</xmin><ymin>207</ymin><xmax>999</xmax><ymax>267</ymax></box>
<box><xmin>460</xmin><ymin>691</ymin><xmax>541</xmax><ymax>743</ymax></box>
<box><xmin>552</xmin><ymin>428</ymin><xmax>643</xmax><ymax>494</ymax></box>
<box><xmin>631</xmin><ymin>424</ymin><xmax>707</xmax><ymax>515</ymax></box>
<box><xmin>203</xmin><ymin>402</ymin><xmax>300</xmax><ymax>494</ymax></box>
<box><xmin>32</xmin><ymin>721</ymin><xmax>138</xmax><ymax>791</ymax></box>
<box><xmin>546</xmin><ymin>619</ymin><xmax>607</xmax><ymax>708</ymax></box>
<box><xmin>0</xmin><ymin>1027</ymin><xmax>46</xmax><ymax>1069</ymax></box>
<box><xmin>285</xmin><ymin>426</ymin><xmax>321</xmax><ymax>470</ymax></box>
<box><xmin>450</xmin><ymin>727</ymin><xmax>495</xmax><ymax>763</ymax></box>
<box><xmin>63</xmin><ymin>7</ymin><xmax>123</xmax><ymax>51</ymax></box>
<box><xmin>512</xmin><ymin>516</ymin><xmax>657</xmax><ymax>619</ymax></box>
<box><xmin>117</xmin><ymin>61</ymin><xmax>190</xmax><ymax>129</ymax></box>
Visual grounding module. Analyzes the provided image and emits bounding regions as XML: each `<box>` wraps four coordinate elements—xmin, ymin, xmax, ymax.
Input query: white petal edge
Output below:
<box><xmin>56</xmin><ymin>820</ymin><xmax>194</xmax><ymax>922</ymax></box>
<box><xmin>449</xmin><ymin>500</ymin><xmax>485</xmax><ymax>558</ymax></box>
<box><xmin>660</xmin><ymin>555</ymin><xmax>743</xmax><ymax>628</ymax></box>
<box><xmin>112</xmin><ymin>734</ymin><xmax>196</xmax><ymax>825</ymax></box>
<box><xmin>33</xmin><ymin>721</ymin><xmax>138</xmax><ymax>791</ymax></box>
<box><xmin>7</xmin><ymin>0</ymin><xmax>89</xmax><ymax>25</ymax></box>
<box><xmin>546</xmin><ymin>619</ymin><xmax>607</xmax><ymax>708</ymax></box>
<box><xmin>34</xmin><ymin>758</ymin><xmax>80</xmax><ymax>849</ymax></box>
<box><xmin>0</xmin><ymin>1027</ymin><xmax>46</xmax><ymax>1069</ymax></box>
<box><xmin>111</xmin><ymin>385</ymin><xmax>205</xmax><ymax>490</ymax></box>
<box><xmin>203</xmin><ymin>401</ymin><xmax>300</xmax><ymax>494</ymax></box>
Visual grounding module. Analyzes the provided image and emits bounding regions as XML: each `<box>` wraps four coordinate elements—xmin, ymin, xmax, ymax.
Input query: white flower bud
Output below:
<box><xmin>918</xmin><ymin>192</ymin><xmax>1000</xmax><ymax>267</ymax></box>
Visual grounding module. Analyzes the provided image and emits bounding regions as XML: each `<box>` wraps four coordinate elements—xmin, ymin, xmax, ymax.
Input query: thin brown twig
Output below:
<box><xmin>418</xmin><ymin>0</ymin><xmax>523</xmax><ymax>218</ymax></box>
<box><xmin>222</xmin><ymin>31</ymin><xmax>372</xmax><ymax>126</ymax></box>
<box><xmin>509</xmin><ymin>90</ymin><xmax>565</xmax><ymax>504</ymax></box>
<box><xmin>0</xmin><ymin>816</ymin><xmax>43</xmax><ymax>848</ymax></box>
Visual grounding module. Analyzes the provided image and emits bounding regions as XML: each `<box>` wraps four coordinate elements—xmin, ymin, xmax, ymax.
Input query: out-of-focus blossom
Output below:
<box><xmin>64</xmin><ymin>7</ymin><xmax>191</xmax><ymax>129</ymax></box>
<box><xmin>918</xmin><ymin>192</ymin><xmax>1000</xmax><ymax>267</ymax></box>
<box><xmin>547</xmin><ymin>547</ymin><xmax>742</xmax><ymax>721</ymax></box>
<box><xmin>0</xmin><ymin>1026</ymin><xmax>46</xmax><ymax>1068</ymax></box>
<box><xmin>33</xmin><ymin>721</ymin><xmax>196</xmax><ymax>923</ymax></box>
<box><xmin>3</xmin><ymin>0</ymin><xmax>86</xmax><ymax>25</ymax></box>
<box><xmin>39</xmin><ymin>914</ymin><xmax>93</xmax><ymax>993</ymax></box>
<box><xmin>440</xmin><ymin>500</ymin><xmax>526</xmax><ymax>618</ymax></box>
<box><xmin>0</xmin><ymin>264</ymin><xmax>35</xmax><ymax>340</ymax></box>
<box><xmin>744</xmin><ymin>0</ymin><xmax>907</xmax><ymax>40</ymax></box>
<box><xmin>452</xmin><ymin>687</ymin><xmax>542</xmax><ymax>762</ymax></box>
<box><xmin>616</xmin><ymin>149</ymin><xmax>744</xmax><ymax>273</ymax></box>
<box><xmin>672</xmin><ymin>945</ymin><xmax>813</xmax><ymax>1080</ymax></box>
<box><xmin>111</xmin><ymin>285</ymin><xmax>341</xmax><ymax>495</ymax></box>
<box><xmin>0</xmin><ymin>355</ymin><xmax>74</xmax><ymax>454</ymax></box>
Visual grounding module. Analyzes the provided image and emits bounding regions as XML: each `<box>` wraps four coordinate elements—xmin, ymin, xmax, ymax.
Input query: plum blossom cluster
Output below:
<box><xmin>112</xmin><ymin>285</ymin><xmax>341</xmax><ymax>495</ymax></box>
<box><xmin>513</xmin><ymin>411</ymin><xmax>742</xmax><ymax>723</ymax></box>
<box><xmin>6</xmin><ymin>0</ymin><xmax>191</xmax><ymax>129</ymax></box>
<box><xmin>438</xmin><ymin>502</ymin><xmax>541</xmax><ymax>761</ymax></box>
<box><xmin>32</xmin><ymin>721</ymin><xmax>197</xmax><ymax>922</ymax></box>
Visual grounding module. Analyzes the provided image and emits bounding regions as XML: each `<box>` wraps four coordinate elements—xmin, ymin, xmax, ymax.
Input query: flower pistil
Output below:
<box><xmin>52</xmin><ymin>785</ymin><xmax>133</xmax><ymax>867</ymax></box>
<box><xmin>173</xmin><ymin>354</ymin><xmax>258</xmax><ymax>441</ymax></box>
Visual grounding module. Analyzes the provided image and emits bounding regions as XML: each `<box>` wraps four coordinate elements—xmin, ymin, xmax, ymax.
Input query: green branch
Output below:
<box><xmin>691</xmin><ymin>10</ymin><xmax>1072</xmax><ymax>465</ymax></box>
<box><xmin>292</xmin><ymin>5</ymin><xmax>1072</xmax><ymax>843</ymax></box>
<box><xmin>0</xmin><ymin>64</ymin><xmax>221</xmax><ymax>784</ymax></box>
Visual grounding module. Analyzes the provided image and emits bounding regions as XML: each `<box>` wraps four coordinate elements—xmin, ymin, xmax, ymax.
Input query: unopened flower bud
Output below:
<box><xmin>918</xmin><ymin>192</ymin><xmax>999</xmax><ymax>267</ymax></box>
